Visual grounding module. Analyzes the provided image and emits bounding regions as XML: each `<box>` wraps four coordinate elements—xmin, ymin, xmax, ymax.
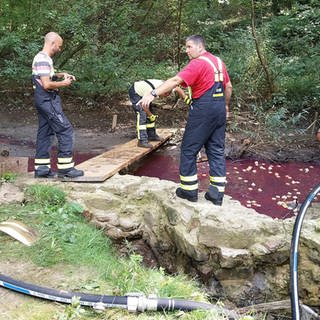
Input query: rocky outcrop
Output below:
<box><xmin>59</xmin><ymin>174</ymin><xmax>320</xmax><ymax>308</ymax></box>
<box><xmin>0</xmin><ymin>182</ymin><xmax>25</xmax><ymax>204</ymax></box>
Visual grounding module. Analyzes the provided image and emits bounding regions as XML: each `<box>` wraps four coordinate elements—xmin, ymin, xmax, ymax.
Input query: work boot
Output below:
<box><xmin>34</xmin><ymin>166</ymin><xmax>56</xmax><ymax>179</ymax></box>
<box><xmin>137</xmin><ymin>140</ymin><xmax>153</xmax><ymax>148</ymax></box>
<box><xmin>148</xmin><ymin>134</ymin><xmax>162</xmax><ymax>141</ymax></box>
<box><xmin>58</xmin><ymin>167</ymin><xmax>84</xmax><ymax>178</ymax></box>
<box><xmin>175</xmin><ymin>187</ymin><xmax>198</xmax><ymax>202</ymax></box>
<box><xmin>205</xmin><ymin>186</ymin><xmax>224</xmax><ymax>206</ymax></box>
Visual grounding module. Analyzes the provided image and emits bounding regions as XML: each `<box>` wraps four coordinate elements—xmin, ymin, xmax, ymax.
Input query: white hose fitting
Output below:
<box><xmin>126</xmin><ymin>292</ymin><xmax>157</xmax><ymax>312</ymax></box>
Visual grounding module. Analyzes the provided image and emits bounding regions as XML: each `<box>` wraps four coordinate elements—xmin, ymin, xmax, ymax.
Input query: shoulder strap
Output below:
<box><xmin>144</xmin><ymin>79</ymin><xmax>155</xmax><ymax>89</ymax></box>
<box><xmin>198</xmin><ymin>56</ymin><xmax>224</xmax><ymax>82</ymax></box>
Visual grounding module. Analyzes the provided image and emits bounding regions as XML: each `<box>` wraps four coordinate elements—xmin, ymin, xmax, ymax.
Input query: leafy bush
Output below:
<box><xmin>267</xmin><ymin>3</ymin><xmax>320</xmax><ymax>114</ymax></box>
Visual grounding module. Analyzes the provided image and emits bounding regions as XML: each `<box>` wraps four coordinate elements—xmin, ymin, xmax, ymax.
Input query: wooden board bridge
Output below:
<box><xmin>63</xmin><ymin>128</ymin><xmax>174</xmax><ymax>182</ymax></box>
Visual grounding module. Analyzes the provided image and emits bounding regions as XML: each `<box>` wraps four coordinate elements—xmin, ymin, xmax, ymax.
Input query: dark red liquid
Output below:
<box><xmin>134</xmin><ymin>153</ymin><xmax>320</xmax><ymax>219</ymax></box>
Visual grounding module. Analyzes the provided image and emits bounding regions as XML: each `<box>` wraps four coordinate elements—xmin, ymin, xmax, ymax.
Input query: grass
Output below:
<box><xmin>0</xmin><ymin>171</ymin><xmax>17</xmax><ymax>183</ymax></box>
<box><xmin>0</xmin><ymin>183</ymin><xmax>234</xmax><ymax>320</ymax></box>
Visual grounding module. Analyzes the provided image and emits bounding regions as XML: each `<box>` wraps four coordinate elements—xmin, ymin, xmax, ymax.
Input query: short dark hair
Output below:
<box><xmin>186</xmin><ymin>35</ymin><xmax>206</xmax><ymax>48</ymax></box>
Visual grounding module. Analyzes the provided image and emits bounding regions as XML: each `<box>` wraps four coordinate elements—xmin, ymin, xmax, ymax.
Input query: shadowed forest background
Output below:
<box><xmin>0</xmin><ymin>0</ymin><xmax>319</xmax><ymax>140</ymax></box>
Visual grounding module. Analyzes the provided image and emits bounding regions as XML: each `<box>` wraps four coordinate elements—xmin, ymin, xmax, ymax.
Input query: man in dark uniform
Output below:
<box><xmin>129</xmin><ymin>79</ymin><xmax>186</xmax><ymax>148</ymax></box>
<box><xmin>129</xmin><ymin>79</ymin><xmax>164</xmax><ymax>148</ymax></box>
<box><xmin>32</xmin><ymin>32</ymin><xmax>84</xmax><ymax>178</ymax></box>
<box><xmin>139</xmin><ymin>35</ymin><xmax>232</xmax><ymax>206</ymax></box>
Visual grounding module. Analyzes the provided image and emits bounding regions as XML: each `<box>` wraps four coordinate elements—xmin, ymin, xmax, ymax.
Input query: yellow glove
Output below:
<box><xmin>148</xmin><ymin>114</ymin><xmax>158</xmax><ymax>122</ymax></box>
<box><xmin>184</xmin><ymin>95</ymin><xmax>192</xmax><ymax>105</ymax></box>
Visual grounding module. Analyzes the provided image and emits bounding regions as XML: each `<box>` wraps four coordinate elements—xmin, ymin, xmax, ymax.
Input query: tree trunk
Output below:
<box><xmin>176</xmin><ymin>0</ymin><xmax>183</xmax><ymax>68</ymax></box>
<box><xmin>251</xmin><ymin>0</ymin><xmax>275</xmax><ymax>95</ymax></box>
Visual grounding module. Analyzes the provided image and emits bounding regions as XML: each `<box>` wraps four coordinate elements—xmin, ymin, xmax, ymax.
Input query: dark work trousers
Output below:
<box><xmin>33</xmin><ymin>79</ymin><xmax>73</xmax><ymax>163</ymax></box>
<box><xmin>128</xmin><ymin>85</ymin><xmax>157</xmax><ymax>142</ymax></box>
<box><xmin>180</xmin><ymin>83</ymin><xmax>226</xmax><ymax>195</ymax></box>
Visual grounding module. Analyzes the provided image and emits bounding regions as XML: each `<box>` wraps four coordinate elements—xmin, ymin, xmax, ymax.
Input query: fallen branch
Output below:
<box><xmin>235</xmin><ymin>299</ymin><xmax>291</xmax><ymax>314</ymax></box>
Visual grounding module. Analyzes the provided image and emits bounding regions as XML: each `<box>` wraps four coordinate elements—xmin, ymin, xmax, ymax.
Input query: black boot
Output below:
<box><xmin>58</xmin><ymin>167</ymin><xmax>84</xmax><ymax>178</ymax></box>
<box><xmin>137</xmin><ymin>140</ymin><xmax>153</xmax><ymax>148</ymax></box>
<box><xmin>205</xmin><ymin>186</ymin><xmax>224</xmax><ymax>206</ymax></box>
<box><xmin>175</xmin><ymin>187</ymin><xmax>198</xmax><ymax>202</ymax></box>
<box><xmin>34</xmin><ymin>166</ymin><xmax>56</xmax><ymax>178</ymax></box>
<box><xmin>148</xmin><ymin>134</ymin><xmax>162</xmax><ymax>141</ymax></box>
<box><xmin>147</xmin><ymin>128</ymin><xmax>162</xmax><ymax>141</ymax></box>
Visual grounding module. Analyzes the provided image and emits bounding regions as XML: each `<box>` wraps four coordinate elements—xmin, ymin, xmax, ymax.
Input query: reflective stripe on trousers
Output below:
<box><xmin>129</xmin><ymin>85</ymin><xmax>157</xmax><ymax>142</ymax></box>
<box><xmin>33</xmin><ymin>77</ymin><xmax>74</xmax><ymax>166</ymax></box>
<box><xmin>179</xmin><ymin>83</ymin><xmax>226</xmax><ymax>192</ymax></box>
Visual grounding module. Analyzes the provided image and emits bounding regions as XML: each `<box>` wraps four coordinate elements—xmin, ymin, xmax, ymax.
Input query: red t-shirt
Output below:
<box><xmin>177</xmin><ymin>52</ymin><xmax>230</xmax><ymax>99</ymax></box>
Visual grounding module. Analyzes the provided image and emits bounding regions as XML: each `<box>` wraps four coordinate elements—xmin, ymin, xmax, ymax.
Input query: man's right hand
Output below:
<box><xmin>139</xmin><ymin>94</ymin><xmax>155</xmax><ymax>109</ymax></box>
<box><xmin>62</xmin><ymin>77</ymin><xmax>73</xmax><ymax>86</ymax></box>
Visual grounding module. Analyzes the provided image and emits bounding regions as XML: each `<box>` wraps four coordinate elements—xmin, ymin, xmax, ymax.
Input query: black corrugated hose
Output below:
<box><xmin>290</xmin><ymin>183</ymin><xmax>320</xmax><ymax>320</ymax></box>
<box><xmin>0</xmin><ymin>272</ymin><xmax>238</xmax><ymax>318</ymax></box>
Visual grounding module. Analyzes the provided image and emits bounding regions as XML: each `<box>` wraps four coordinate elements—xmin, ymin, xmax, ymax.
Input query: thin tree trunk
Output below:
<box><xmin>176</xmin><ymin>0</ymin><xmax>183</xmax><ymax>68</ymax></box>
<box><xmin>251</xmin><ymin>0</ymin><xmax>274</xmax><ymax>95</ymax></box>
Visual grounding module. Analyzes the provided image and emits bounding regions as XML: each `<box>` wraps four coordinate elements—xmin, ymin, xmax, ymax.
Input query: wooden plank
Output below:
<box><xmin>63</xmin><ymin>128</ymin><xmax>174</xmax><ymax>182</ymax></box>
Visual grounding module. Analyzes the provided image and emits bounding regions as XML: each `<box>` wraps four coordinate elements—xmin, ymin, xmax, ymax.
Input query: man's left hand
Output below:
<box><xmin>62</xmin><ymin>73</ymin><xmax>76</xmax><ymax>81</ymax></box>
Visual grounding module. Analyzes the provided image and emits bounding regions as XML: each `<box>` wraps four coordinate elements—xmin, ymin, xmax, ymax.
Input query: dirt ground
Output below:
<box><xmin>0</xmin><ymin>92</ymin><xmax>192</xmax><ymax>159</ymax></box>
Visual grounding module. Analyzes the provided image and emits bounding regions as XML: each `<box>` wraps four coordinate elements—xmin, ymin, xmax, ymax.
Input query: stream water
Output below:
<box><xmin>133</xmin><ymin>147</ymin><xmax>320</xmax><ymax>219</ymax></box>
<box><xmin>1</xmin><ymin>134</ymin><xmax>319</xmax><ymax>219</ymax></box>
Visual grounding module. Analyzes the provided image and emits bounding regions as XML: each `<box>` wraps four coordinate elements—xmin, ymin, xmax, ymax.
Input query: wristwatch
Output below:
<box><xmin>150</xmin><ymin>89</ymin><xmax>158</xmax><ymax>98</ymax></box>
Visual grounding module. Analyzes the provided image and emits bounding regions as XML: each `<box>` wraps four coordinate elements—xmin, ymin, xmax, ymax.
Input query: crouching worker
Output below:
<box><xmin>32</xmin><ymin>32</ymin><xmax>84</xmax><ymax>178</ymax></box>
<box><xmin>129</xmin><ymin>79</ymin><xmax>185</xmax><ymax>148</ymax></box>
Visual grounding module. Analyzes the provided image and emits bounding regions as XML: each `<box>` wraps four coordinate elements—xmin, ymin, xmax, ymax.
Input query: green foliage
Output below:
<box><xmin>0</xmin><ymin>171</ymin><xmax>17</xmax><ymax>183</ymax></box>
<box><xmin>266</xmin><ymin>3</ymin><xmax>320</xmax><ymax>114</ymax></box>
<box><xmin>0</xmin><ymin>0</ymin><xmax>318</xmax><ymax>127</ymax></box>
<box><xmin>55</xmin><ymin>297</ymin><xmax>84</xmax><ymax>320</ymax></box>
<box><xmin>25</xmin><ymin>184</ymin><xmax>66</xmax><ymax>207</ymax></box>
<box><xmin>247</xmin><ymin>103</ymin><xmax>308</xmax><ymax>140</ymax></box>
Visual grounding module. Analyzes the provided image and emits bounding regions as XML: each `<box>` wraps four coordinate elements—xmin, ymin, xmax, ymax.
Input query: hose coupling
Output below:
<box><xmin>93</xmin><ymin>302</ymin><xmax>106</xmax><ymax>312</ymax></box>
<box><xmin>126</xmin><ymin>292</ymin><xmax>157</xmax><ymax>312</ymax></box>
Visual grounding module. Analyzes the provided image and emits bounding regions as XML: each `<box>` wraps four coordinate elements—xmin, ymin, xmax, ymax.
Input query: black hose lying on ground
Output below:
<box><xmin>0</xmin><ymin>272</ymin><xmax>238</xmax><ymax>318</ymax></box>
<box><xmin>290</xmin><ymin>183</ymin><xmax>320</xmax><ymax>320</ymax></box>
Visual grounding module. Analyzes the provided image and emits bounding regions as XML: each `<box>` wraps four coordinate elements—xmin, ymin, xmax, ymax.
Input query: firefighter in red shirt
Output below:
<box><xmin>139</xmin><ymin>35</ymin><xmax>232</xmax><ymax>206</ymax></box>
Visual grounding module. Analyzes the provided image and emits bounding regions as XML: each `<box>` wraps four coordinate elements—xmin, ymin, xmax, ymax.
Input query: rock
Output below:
<box><xmin>1</xmin><ymin>150</ymin><xmax>9</xmax><ymax>157</ymax></box>
<box><xmin>0</xmin><ymin>183</ymin><xmax>24</xmax><ymax>204</ymax></box>
<box><xmin>17</xmin><ymin>174</ymin><xmax>320</xmax><ymax>308</ymax></box>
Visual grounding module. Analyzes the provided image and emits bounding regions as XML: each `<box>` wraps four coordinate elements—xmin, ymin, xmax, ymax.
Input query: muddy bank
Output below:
<box><xmin>0</xmin><ymin>91</ymin><xmax>319</xmax><ymax>162</ymax></box>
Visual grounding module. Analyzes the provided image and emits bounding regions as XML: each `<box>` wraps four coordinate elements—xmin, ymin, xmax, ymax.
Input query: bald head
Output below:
<box><xmin>44</xmin><ymin>32</ymin><xmax>62</xmax><ymax>44</ymax></box>
<box><xmin>43</xmin><ymin>32</ymin><xmax>63</xmax><ymax>57</ymax></box>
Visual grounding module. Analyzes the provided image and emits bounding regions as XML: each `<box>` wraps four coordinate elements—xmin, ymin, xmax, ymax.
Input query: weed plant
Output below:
<box><xmin>0</xmin><ymin>183</ymin><xmax>243</xmax><ymax>320</ymax></box>
<box><xmin>0</xmin><ymin>171</ymin><xmax>17</xmax><ymax>183</ymax></box>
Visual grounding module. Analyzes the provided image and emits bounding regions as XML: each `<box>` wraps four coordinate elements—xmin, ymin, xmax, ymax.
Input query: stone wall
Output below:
<box><xmin>10</xmin><ymin>174</ymin><xmax>319</xmax><ymax>308</ymax></box>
